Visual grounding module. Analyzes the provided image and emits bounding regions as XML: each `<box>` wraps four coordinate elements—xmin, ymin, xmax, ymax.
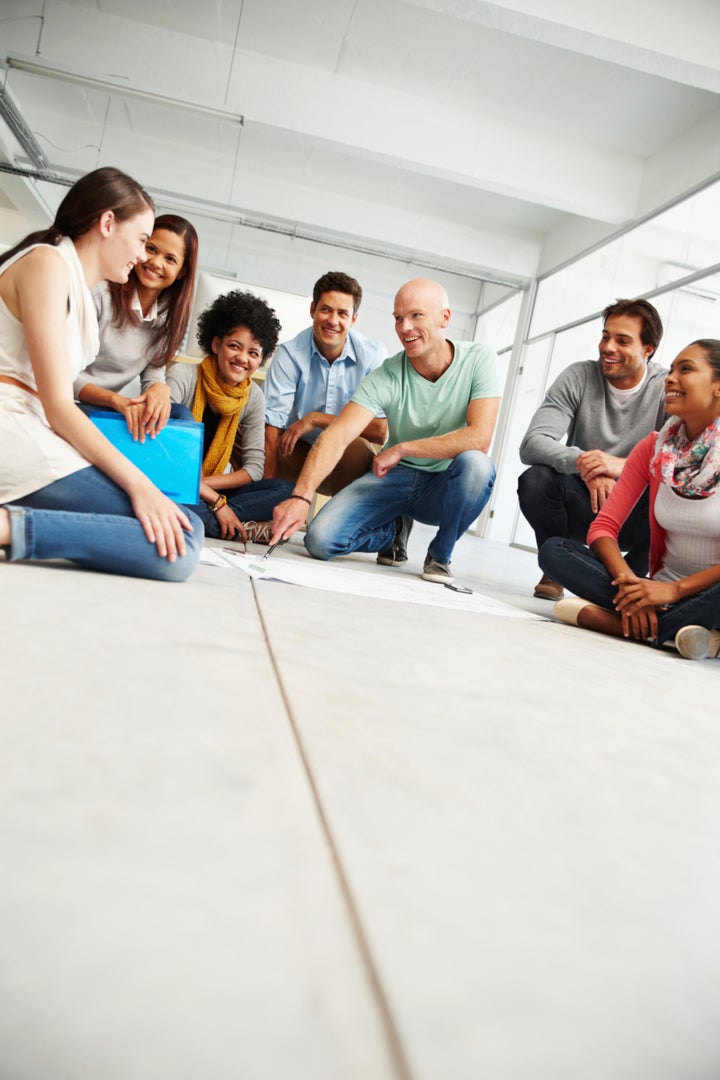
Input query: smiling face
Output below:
<box><xmin>310</xmin><ymin>291</ymin><xmax>358</xmax><ymax>360</ymax></box>
<box><xmin>103</xmin><ymin>208</ymin><xmax>155</xmax><ymax>284</ymax></box>
<box><xmin>664</xmin><ymin>344</ymin><xmax>720</xmax><ymax>438</ymax></box>
<box><xmin>213</xmin><ymin>325</ymin><xmax>264</xmax><ymax>386</ymax></box>
<box><xmin>393</xmin><ymin>280</ymin><xmax>450</xmax><ymax>364</ymax></box>
<box><xmin>134</xmin><ymin>227</ymin><xmax>186</xmax><ymax>298</ymax></box>
<box><xmin>598</xmin><ymin>314</ymin><xmax>653</xmax><ymax>389</ymax></box>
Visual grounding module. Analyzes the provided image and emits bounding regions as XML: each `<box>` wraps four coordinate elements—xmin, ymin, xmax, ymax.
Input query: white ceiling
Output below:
<box><xmin>1</xmin><ymin>0</ymin><xmax>719</xmax><ymax>287</ymax></box>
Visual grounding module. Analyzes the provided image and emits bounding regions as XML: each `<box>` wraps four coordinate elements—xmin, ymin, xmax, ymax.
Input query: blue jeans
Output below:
<box><xmin>539</xmin><ymin>537</ymin><xmax>720</xmax><ymax>646</ymax></box>
<box><xmin>190</xmin><ymin>479</ymin><xmax>294</xmax><ymax>539</ymax></box>
<box><xmin>6</xmin><ymin>466</ymin><xmax>204</xmax><ymax>581</ymax></box>
<box><xmin>305</xmin><ymin>451</ymin><xmax>496</xmax><ymax>565</ymax></box>
<box><xmin>518</xmin><ymin>465</ymin><xmax>651</xmax><ymax>575</ymax></box>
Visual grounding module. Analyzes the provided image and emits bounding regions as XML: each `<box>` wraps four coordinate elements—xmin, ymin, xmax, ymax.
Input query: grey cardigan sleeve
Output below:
<box><xmin>232</xmin><ymin>383</ymin><xmax>265</xmax><ymax>482</ymax></box>
<box><xmin>166</xmin><ymin>361</ymin><xmax>197</xmax><ymax>407</ymax></box>
<box><xmin>519</xmin><ymin>365</ymin><xmax>585</xmax><ymax>475</ymax></box>
<box><xmin>139</xmin><ymin>362</ymin><xmax>167</xmax><ymax>393</ymax></box>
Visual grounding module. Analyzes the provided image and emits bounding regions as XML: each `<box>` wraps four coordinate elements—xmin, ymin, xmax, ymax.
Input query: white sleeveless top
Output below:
<box><xmin>653</xmin><ymin>482</ymin><xmax>720</xmax><ymax>581</ymax></box>
<box><xmin>0</xmin><ymin>238</ymin><xmax>99</xmax><ymax>501</ymax></box>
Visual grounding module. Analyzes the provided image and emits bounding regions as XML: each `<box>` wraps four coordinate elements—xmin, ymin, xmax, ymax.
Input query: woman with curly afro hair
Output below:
<box><xmin>167</xmin><ymin>290</ymin><xmax>293</xmax><ymax>542</ymax></box>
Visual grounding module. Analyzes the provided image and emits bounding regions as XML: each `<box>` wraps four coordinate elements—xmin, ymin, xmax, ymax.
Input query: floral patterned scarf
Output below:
<box><xmin>651</xmin><ymin>416</ymin><xmax>720</xmax><ymax>498</ymax></box>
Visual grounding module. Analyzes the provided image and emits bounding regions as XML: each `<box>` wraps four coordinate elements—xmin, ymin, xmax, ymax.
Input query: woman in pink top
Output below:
<box><xmin>539</xmin><ymin>339</ymin><xmax>720</xmax><ymax>660</ymax></box>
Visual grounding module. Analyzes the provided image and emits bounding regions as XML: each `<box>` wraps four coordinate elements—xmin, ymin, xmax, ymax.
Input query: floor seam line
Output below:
<box><xmin>251</xmin><ymin>579</ymin><xmax>415</xmax><ymax>1080</ymax></box>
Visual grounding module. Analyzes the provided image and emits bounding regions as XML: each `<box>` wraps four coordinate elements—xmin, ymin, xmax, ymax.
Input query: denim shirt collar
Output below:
<box><xmin>311</xmin><ymin>331</ymin><xmax>358</xmax><ymax>367</ymax></box>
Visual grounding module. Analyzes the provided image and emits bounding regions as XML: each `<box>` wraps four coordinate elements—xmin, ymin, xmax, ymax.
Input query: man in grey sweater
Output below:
<box><xmin>518</xmin><ymin>298</ymin><xmax>666</xmax><ymax>599</ymax></box>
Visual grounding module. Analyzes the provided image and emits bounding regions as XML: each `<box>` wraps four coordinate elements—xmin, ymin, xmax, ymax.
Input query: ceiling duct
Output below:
<box><xmin>0</xmin><ymin>81</ymin><xmax>49</xmax><ymax>171</ymax></box>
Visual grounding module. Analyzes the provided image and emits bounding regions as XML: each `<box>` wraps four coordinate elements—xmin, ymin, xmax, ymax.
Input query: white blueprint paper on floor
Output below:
<box><xmin>200</xmin><ymin>547</ymin><xmax>543</xmax><ymax>620</ymax></box>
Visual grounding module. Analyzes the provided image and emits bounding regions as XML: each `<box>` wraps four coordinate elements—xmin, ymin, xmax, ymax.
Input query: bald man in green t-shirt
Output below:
<box><xmin>270</xmin><ymin>278</ymin><xmax>501</xmax><ymax>584</ymax></box>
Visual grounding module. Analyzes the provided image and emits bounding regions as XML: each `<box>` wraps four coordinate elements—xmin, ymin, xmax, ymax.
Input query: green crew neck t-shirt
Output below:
<box><xmin>352</xmin><ymin>340</ymin><xmax>500</xmax><ymax>472</ymax></box>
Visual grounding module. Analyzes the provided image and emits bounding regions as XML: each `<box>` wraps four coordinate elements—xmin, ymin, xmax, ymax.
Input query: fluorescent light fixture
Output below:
<box><xmin>5</xmin><ymin>55</ymin><xmax>244</xmax><ymax>126</ymax></box>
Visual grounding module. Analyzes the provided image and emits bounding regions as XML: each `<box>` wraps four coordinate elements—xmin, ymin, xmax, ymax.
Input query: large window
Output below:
<box><xmin>475</xmin><ymin>290</ymin><xmax>523</xmax><ymax>355</ymax></box>
<box><xmin>530</xmin><ymin>182</ymin><xmax>720</xmax><ymax>342</ymax></box>
<box><xmin>484</xmin><ymin>178</ymin><xmax>720</xmax><ymax>547</ymax></box>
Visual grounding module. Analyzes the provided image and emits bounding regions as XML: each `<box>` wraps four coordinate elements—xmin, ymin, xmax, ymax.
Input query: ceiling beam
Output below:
<box><xmin>404</xmin><ymin>0</ymin><xmax>720</xmax><ymax>92</ymax></box>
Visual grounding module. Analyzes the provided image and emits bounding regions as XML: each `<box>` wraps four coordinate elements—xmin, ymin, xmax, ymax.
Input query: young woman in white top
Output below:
<box><xmin>0</xmin><ymin>167</ymin><xmax>202</xmax><ymax>580</ymax></box>
<box><xmin>74</xmin><ymin>213</ymin><xmax>199</xmax><ymax>439</ymax></box>
<box><xmin>541</xmin><ymin>339</ymin><xmax>720</xmax><ymax>659</ymax></box>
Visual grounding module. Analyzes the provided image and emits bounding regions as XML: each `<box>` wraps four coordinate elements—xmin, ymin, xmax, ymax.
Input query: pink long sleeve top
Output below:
<box><xmin>586</xmin><ymin>433</ymin><xmax>666</xmax><ymax>578</ymax></box>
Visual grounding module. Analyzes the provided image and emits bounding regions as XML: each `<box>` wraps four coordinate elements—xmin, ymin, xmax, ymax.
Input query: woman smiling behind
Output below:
<box><xmin>167</xmin><ymin>290</ymin><xmax>293</xmax><ymax>542</ymax></box>
<box><xmin>74</xmin><ymin>213</ymin><xmax>198</xmax><ymax>440</ymax></box>
<box><xmin>541</xmin><ymin>339</ymin><xmax>720</xmax><ymax>659</ymax></box>
<box><xmin>0</xmin><ymin>167</ymin><xmax>202</xmax><ymax>580</ymax></box>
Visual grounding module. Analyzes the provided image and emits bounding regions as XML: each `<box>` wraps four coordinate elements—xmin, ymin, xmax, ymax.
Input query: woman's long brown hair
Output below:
<box><xmin>107</xmin><ymin>213</ymin><xmax>199</xmax><ymax>368</ymax></box>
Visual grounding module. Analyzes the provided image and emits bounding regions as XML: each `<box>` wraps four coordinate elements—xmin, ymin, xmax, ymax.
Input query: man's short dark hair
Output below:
<box><xmin>312</xmin><ymin>271</ymin><xmax>362</xmax><ymax>313</ymax></box>
<box><xmin>602</xmin><ymin>298</ymin><xmax>663</xmax><ymax>355</ymax></box>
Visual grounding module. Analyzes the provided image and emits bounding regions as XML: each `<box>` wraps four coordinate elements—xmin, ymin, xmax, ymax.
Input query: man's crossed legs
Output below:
<box><xmin>517</xmin><ymin>464</ymin><xmax>651</xmax><ymax>598</ymax></box>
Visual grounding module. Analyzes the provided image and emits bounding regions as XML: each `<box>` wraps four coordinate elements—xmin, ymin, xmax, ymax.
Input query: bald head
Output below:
<box><xmin>393</xmin><ymin>278</ymin><xmax>452</xmax><ymax>368</ymax></box>
<box><xmin>394</xmin><ymin>278</ymin><xmax>450</xmax><ymax>313</ymax></box>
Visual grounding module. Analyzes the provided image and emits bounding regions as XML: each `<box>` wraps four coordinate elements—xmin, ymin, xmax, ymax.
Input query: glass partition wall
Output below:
<box><xmin>481</xmin><ymin>176</ymin><xmax>720</xmax><ymax>548</ymax></box>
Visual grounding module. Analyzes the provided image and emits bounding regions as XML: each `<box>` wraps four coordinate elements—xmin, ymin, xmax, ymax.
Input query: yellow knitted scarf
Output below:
<box><xmin>192</xmin><ymin>355</ymin><xmax>251</xmax><ymax>477</ymax></box>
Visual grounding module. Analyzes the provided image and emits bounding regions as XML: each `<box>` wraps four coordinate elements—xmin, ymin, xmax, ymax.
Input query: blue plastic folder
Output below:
<box><xmin>89</xmin><ymin>411</ymin><xmax>203</xmax><ymax>503</ymax></box>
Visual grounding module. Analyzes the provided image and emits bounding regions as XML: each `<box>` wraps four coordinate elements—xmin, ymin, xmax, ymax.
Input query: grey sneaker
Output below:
<box><xmin>421</xmin><ymin>554</ymin><xmax>454</xmax><ymax>584</ymax></box>
<box><xmin>377</xmin><ymin>515</ymin><xmax>413</xmax><ymax>566</ymax></box>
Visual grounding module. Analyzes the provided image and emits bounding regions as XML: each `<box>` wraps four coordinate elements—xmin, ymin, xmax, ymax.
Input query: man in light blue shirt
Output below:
<box><xmin>270</xmin><ymin>279</ymin><xmax>501</xmax><ymax>585</ymax></box>
<box><xmin>263</xmin><ymin>271</ymin><xmax>388</xmax><ymax>494</ymax></box>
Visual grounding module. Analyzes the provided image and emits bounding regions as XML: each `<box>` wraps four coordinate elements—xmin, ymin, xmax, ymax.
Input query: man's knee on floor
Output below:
<box><xmin>303</xmin><ymin>515</ymin><xmax>335</xmax><ymax>560</ymax></box>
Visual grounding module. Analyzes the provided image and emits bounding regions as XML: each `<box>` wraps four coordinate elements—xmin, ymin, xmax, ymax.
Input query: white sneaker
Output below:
<box><xmin>674</xmin><ymin>625</ymin><xmax>720</xmax><ymax>660</ymax></box>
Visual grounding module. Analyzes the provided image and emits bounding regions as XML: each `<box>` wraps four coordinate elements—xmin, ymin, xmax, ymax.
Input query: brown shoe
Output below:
<box><xmin>534</xmin><ymin>574</ymin><xmax>564</xmax><ymax>600</ymax></box>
